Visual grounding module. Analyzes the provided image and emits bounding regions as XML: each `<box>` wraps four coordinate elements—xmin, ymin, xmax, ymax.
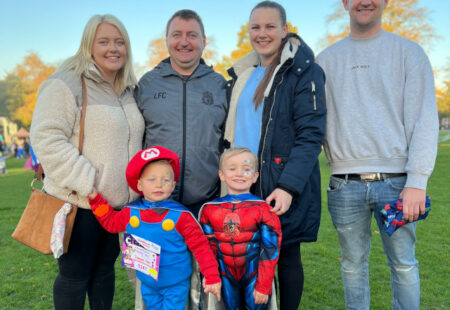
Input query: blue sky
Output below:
<box><xmin>1</xmin><ymin>0</ymin><xmax>449</xmax><ymax>83</ymax></box>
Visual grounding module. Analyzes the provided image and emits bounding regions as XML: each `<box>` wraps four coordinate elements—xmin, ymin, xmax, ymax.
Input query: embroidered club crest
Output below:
<box><xmin>202</xmin><ymin>91</ymin><xmax>214</xmax><ymax>105</ymax></box>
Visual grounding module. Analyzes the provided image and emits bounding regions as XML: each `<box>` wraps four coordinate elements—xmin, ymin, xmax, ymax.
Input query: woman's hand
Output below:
<box><xmin>266</xmin><ymin>188</ymin><xmax>292</xmax><ymax>215</ymax></box>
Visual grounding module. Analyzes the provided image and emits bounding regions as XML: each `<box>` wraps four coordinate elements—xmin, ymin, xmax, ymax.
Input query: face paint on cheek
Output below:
<box><xmin>243</xmin><ymin>159</ymin><xmax>254</xmax><ymax>175</ymax></box>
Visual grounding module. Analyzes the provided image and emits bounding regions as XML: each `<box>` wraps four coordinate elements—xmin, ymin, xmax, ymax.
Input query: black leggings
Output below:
<box><xmin>278</xmin><ymin>242</ymin><xmax>304</xmax><ymax>310</ymax></box>
<box><xmin>53</xmin><ymin>208</ymin><xmax>120</xmax><ymax>310</ymax></box>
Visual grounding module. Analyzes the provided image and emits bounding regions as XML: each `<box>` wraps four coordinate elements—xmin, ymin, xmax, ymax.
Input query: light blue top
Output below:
<box><xmin>234</xmin><ymin>66</ymin><xmax>266</xmax><ymax>155</ymax></box>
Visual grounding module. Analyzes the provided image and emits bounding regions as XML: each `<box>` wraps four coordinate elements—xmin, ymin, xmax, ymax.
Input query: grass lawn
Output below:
<box><xmin>1</xmin><ymin>142</ymin><xmax>448</xmax><ymax>309</ymax></box>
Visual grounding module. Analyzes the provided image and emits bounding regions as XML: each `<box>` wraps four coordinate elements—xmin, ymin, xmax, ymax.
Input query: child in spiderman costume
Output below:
<box><xmin>199</xmin><ymin>147</ymin><xmax>282</xmax><ymax>310</ymax></box>
<box><xmin>87</xmin><ymin>146</ymin><xmax>221</xmax><ymax>309</ymax></box>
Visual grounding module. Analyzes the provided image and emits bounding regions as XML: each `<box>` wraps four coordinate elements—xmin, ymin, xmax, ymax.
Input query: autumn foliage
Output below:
<box><xmin>144</xmin><ymin>22</ymin><xmax>297</xmax><ymax>79</ymax></box>
<box><xmin>323</xmin><ymin>0</ymin><xmax>439</xmax><ymax>50</ymax></box>
<box><xmin>322</xmin><ymin>0</ymin><xmax>450</xmax><ymax>117</ymax></box>
<box><xmin>0</xmin><ymin>52</ymin><xmax>55</xmax><ymax>128</ymax></box>
<box><xmin>14</xmin><ymin>53</ymin><xmax>56</xmax><ymax>128</ymax></box>
<box><xmin>146</xmin><ymin>36</ymin><xmax>217</xmax><ymax>70</ymax></box>
<box><xmin>214</xmin><ymin>22</ymin><xmax>298</xmax><ymax>79</ymax></box>
<box><xmin>1</xmin><ymin>1</ymin><xmax>449</xmax><ymax>129</ymax></box>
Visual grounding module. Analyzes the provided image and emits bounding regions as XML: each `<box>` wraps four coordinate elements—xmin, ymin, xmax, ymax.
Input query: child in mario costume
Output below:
<box><xmin>87</xmin><ymin>146</ymin><xmax>221</xmax><ymax>309</ymax></box>
<box><xmin>199</xmin><ymin>147</ymin><xmax>281</xmax><ymax>310</ymax></box>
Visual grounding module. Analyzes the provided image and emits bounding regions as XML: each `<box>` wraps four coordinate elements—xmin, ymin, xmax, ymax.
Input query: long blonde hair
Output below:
<box><xmin>59</xmin><ymin>14</ymin><xmax>136</xmax><ymax>94</ymax></box>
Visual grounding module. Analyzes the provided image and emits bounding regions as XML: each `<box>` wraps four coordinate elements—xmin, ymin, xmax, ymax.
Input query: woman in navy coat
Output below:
<box><xmin>223</xmin><ymin>1</ymin><xmax>326</xmax><ymax>309</ymax></box>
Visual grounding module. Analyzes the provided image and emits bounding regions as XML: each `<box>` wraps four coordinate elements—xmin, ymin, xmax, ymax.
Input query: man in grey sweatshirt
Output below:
<box><xmin>316</xmin><ymin>0</ymin><xmax>438</xmax><ymax>309</ymax></box>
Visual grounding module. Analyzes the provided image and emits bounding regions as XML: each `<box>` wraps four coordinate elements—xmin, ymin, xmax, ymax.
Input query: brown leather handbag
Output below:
<box><xmin>12</xmin><ymin>77</ymin><xmax>88</xmax><ymax>255</ymax></box>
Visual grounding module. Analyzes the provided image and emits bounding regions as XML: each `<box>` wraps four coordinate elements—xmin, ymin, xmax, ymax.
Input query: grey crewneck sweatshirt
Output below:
<box><xmin>317</xmin><ymin>30</ymin><xmax>438</xmax><ymax>190</ymax></box>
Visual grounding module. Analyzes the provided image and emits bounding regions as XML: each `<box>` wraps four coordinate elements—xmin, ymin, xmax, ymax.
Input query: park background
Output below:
<box><xmin>1</xmin><ymin>0</ymin><xmax>450</xmax><ymax>129</ymax></box>
<box><xmin>0</xmin><ymin>0</ymin><xmax>449</xmax><ymax>309</ymax></box>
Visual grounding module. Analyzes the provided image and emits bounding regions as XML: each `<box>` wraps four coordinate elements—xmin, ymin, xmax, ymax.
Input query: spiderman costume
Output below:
<box><xmin>199</xmin><ymin>193</ymin><xmax>281</xmax><ymax>310</ymax></box>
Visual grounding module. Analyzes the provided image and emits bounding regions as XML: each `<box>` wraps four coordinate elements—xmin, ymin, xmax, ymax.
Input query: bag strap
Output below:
<box><xmin>79</xmin><ymin>76</ymin><xmax>87</xmax><ymax>154</ymax></box>
<box><xmin>36</xmin><ymin>76</ymin><xmax>88</xmax><ymax>181</ymax></box>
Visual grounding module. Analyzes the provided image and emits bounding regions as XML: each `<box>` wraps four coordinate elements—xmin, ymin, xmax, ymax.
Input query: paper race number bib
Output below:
<box><xmin>122</xmin><ymin>233</ymin><xmax>161</xmax><ymax>280</ymax></box>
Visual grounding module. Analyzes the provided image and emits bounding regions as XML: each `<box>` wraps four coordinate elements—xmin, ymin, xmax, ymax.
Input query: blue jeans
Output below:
<box><xmin>327</xmin><ymin>175</ymin><xmax>419</xmax><ymax>310</ymax></box>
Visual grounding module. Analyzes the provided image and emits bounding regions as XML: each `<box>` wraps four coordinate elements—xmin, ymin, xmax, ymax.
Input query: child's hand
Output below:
<box><xmin>253</xmin><ymin>290</ymin><xmax>269</xmax><ymax>304</ymax></box>
<box><xmin>86</xmin><ymin>188</ymin><xmax>98</xmax><ymax>200</ymax></box>
<box><xmin>203</xmin><ymin>278</ymin><xmax>221</xmax><ymax>301</ymax></box>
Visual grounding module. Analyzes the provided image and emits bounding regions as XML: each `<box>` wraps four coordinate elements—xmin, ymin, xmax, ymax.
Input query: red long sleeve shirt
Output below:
<box><xmin>89</xmin><ymin>194</ymin><xmax>220</xmax><ymax>285</ymax></box>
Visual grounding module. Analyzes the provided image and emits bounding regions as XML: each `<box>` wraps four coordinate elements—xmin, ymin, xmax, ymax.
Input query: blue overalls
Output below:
<box><xmin>126</xmin><ymin>201</ymin><xmax>192</xmax><ymax>310</ymax></box>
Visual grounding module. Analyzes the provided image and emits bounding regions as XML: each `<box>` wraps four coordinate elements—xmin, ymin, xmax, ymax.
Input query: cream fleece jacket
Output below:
<box><xmin>30</xmin><ymin>67</ymin><xmax>144</xmax><ymax>209</ymax></box>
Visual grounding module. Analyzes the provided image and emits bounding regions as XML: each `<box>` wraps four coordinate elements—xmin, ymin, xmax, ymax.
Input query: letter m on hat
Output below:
<box><xmin>142</xmin><ymin>148</ymin><xmax>160</xmax><ymax>161</ymax></box>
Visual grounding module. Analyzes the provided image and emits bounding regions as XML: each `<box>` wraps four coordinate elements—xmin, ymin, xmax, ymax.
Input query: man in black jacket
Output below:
<box><xmin>133</xmin><ymin>10</ymin><xmax>228</xmax><ymax>310</ymax></box>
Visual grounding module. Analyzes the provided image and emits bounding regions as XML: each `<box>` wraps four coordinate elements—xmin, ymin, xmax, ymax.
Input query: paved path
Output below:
<box><xmin>439</xmin><ymin>132</ymin><xmax>450</xmax><ymax>143</ymax></box>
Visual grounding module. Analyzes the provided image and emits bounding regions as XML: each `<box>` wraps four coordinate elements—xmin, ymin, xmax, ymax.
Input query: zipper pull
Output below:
<box><xmin>311</xmin><ymin>81</ymin><xmax>317</xmax><ymax>111</ymax></box>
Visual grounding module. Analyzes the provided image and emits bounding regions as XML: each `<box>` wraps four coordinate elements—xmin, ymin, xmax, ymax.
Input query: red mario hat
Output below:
<box><xmin>126</xmin><ymin>146</ymin><xmax>180</xmax><ymax>195</ymax></box>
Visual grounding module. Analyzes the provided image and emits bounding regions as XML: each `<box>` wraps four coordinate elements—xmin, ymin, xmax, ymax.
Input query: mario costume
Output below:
<box><xmin>199</xmin><ymin>193</ymin><xmax>281</xmax><ymax>310</ymax></box>
<box><xmin>88</xmin><ymin>146</ymin><xmax>220</xmax><ymax>310</ymax></box>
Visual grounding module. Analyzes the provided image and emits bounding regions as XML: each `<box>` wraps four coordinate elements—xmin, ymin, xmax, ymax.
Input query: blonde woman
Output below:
<box><xmin>30</xmin><ymin>14</ymin><xmax>144</xmax><ymax>309</ymax></box>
